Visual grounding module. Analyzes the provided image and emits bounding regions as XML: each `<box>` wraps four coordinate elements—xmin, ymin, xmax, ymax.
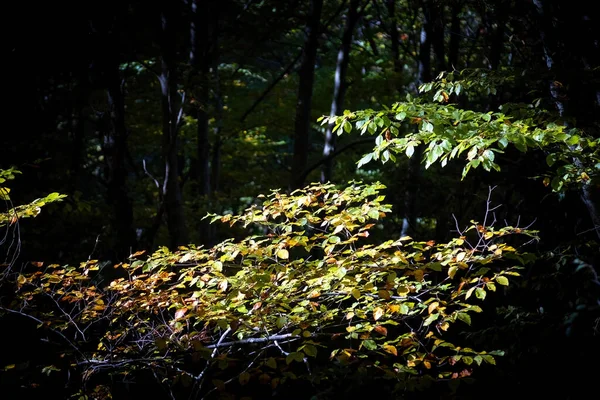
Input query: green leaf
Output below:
<box><xmin>357</xmin><ymin>153</ymin><xmax>373</xmax><ymax>168</ymax></box>
<box><xmin>496</xmin><ymin>276</ymin><xmax>509</xmax><ymax>286</ymax></box>
<box><xmin>475</xmin><ymin>287</ymin><xmax>486</xmax><ymax>300</ymax></box>
<box><xmin>395</xmin><ymin>112</ymin><xmax>406</xmax><ymax>121</ymax></box>
<box><xmin>303</xmin><ymin>345</ymin><xmax>318</xmax><ymax>357</ymax></box>
<box><xmin>286</xmin><ymin>352</ymin><xmax>305</xmax><ymax>364</ymax></box>
<box><xmin>423</xmin><ymin>313</ymin><xmax>439</xmax><ymax>326</ymax></box>
<box><xmin>367</xmin><ymin>208</ymin><xmax>380</xmax><ymax>220</ymax></box>
<box><xmin>457</xmin><ymin>313</ymin><xmax>471</xmax><ymax>325</ymax></box>
<box><xmin>361</xmin><ymin>340</ymin><xmax>377</xmax><ymax>350</ymax></box>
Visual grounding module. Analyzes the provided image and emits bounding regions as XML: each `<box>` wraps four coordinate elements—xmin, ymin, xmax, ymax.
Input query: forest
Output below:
<box><xmin>2</xmin><ymin>0</ymin><xmax>599</xmax><ymax>398</ymax></box>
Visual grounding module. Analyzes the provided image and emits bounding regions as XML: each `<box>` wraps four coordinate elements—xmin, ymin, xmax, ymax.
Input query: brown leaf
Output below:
<box><xmin>373</xmin><ymin>325</ymin><xmax>388</xmax><ymax>336</ymax></box>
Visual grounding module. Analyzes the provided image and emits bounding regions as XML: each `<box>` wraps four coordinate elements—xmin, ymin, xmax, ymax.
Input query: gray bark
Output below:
<box><xmin>321</xmin><ymin>0</ymin><xmax>362</xmax><ymax>183</ymax></box>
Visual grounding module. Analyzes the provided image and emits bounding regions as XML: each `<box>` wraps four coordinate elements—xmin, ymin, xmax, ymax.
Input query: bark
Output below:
<box><xmin>488</xmin><ymin>0</ymin><xmax>507</xmax><ymax>70</ymax></box>
<box><xmin>290</xmin><ymin>0</ymin><xmax>324</xmax><ymax>189</ymax></box>
<box><xmin>321</xmin><ymin>0</ymin><xmax>362</xmax><ymax>183</ymax></box>
<box><xmin>159</xmin><ymin>8</ymin><xmax>189</xmax><ymax>248</ymax></box>
<box><xmin>448</xmin><ymin>2</ymin><xmax>461</xmax><ymax>69</ymax></box>
<box><xmin>401</xmin><ymin>1</ymin><xmax>435</xmax><ymax>238</ymax></box>
<box><xmin>386</xmin><ymin>0</ymin><xmax>401</xmax><ymax>73</ymax></box>
<box><xmin>106</xmin><ymin>70</ymin><xmax>136</xmax><ymax>259</ymax></box>
<box><xmin>190</xmin><ymin>0</ymin><xmax>213</xmax><ymax>197</ymax></box>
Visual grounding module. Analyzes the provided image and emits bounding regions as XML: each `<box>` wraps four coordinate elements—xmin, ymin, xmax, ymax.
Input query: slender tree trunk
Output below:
<box><xmin>489</xmin><ymin>0</ymin><xmax>507</xmax><ymax>70</ymax></box>
<box><xmin>321</xmin><ymin>0</ymin><xmax>361</xmax><ymax>183</ymax></box>
<box><xmin>106</xmin><ymin>69</ymin><xmax>136</xmax><ymax>259</ymax></box>
<box><xmin>386</xmin><ymin>0</ymin><xmax>401</xmax><ymax>73</ymax></box>
<box><xmin>448</xmin><ymin>2</ymin><xmax>461</xmax><ymax>69</ymax></box>
<box><xmin>290</xmin><ymin>0</ymin><xmax>323</xmax><ymax>189</ymax></box>
<box><xmin>401</xmin><ymin>0</ymin><xmax>435</xmax><ymax>238</ymax></box>
<box><xmin>190</xmin><ymin>0</ymin><xmax>212</xmax><ymax>197</ymax></box>
<box><xmin>211</xmin><ymin>64</ymin><xmax>223</xmax><ymax>194</ymax></box>
<box><xmin>159</xmin><ymin>8</ymin><xmax>189</xmax><ymax>248</ymax></box>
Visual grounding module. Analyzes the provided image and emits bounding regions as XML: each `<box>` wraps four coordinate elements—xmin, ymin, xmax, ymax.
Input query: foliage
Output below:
<box><xmin>320</xmin><ymin>70</ymin><xmax>599</xmax><ymax>193</ymax></box>
<box><xmin>0</xmin><ymin>169</ymin><xmax>66</xmax><ymax>228</ymax></box>
<box><xmin>3</xmin><ymin>182</ymin><xmax>538</xmax><ymax>398</ymax></box>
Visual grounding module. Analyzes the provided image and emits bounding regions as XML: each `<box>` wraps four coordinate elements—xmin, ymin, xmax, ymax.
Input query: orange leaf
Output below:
<box><xmin>373</xmin><ymin>325</ymin><xmax>388</xmax><ymax>336</ymax></box>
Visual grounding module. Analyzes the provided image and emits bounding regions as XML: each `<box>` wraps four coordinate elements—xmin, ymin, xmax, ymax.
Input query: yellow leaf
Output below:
<box><xmin>383</xmin><ymin>345</ymin><xmax>397</xmax><ymax>356</ymax></box>
<box><xmin>388</xmin><ymin>304</ymin><xmax>400</xmax><ymax>313</ymax></box>
<box><xmin>414</xmin><ymin>269</ymin><xmax>424</xmax><ymax>281</ymax></box>
<box><xmin>17</xmin><ymin>274</ymin><xmax>27</xmax><ymax>285</ymax></box>
<box><xmin>456</xmin><ymin>252</ymin><xmax>466</xmax><ymax>262</ymax></box>
<box><xmin>373</xmin><ymin>307</ymin><xmax>384</xmax><ymax>321</ymax></box>
<box><xmin>276</xmin><ymin>249</ymin><xmax>289</xmax><ymax>259</ymax></box>
<box><xmin>428</xmin><ymin>301</ymin><xmax>439</xmax><ymax>314</ymax></box>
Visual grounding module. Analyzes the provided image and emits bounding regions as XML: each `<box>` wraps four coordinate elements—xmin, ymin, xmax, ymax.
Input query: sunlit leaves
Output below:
<box><xmin>8</xmin><ymin>182</ymin><xmax>538</xmax><ymax>396</ymax></box>
<box><xmin>324</xmin><ymin>70</ymin><xmax>599</xmax><ymax>192</ymax></box>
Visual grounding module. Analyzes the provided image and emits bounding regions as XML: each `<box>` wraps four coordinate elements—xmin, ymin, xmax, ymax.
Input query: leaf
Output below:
<box><xmin>465</xmin><ymin>286</ymin><xmax>475</xmax><ymax>299</ymax></box>
<box><xmin>239</xmin><ymin>371</ymin><xmax>251</xmax><ymax>385</ymax></box>
<box><xmin>276</xmin><ymin>249</ymin><xmax>289</xmax><ymax>259</ymax></box>
<box><xmin>457</xmin><ymin>312</ymin><xmax>471</xmax><ymax>325</ymax></box>
<box><xmin>285</xmin><ymin>352</ymin><xmax>304</xmax><ymax>365</ymax></box>
<box><xmin>395</xmin><ymin>112</ymin><xmax>406</xmax><ymax>121</ymax></box>
<box><xmin>266</xmin><ymin>357</ymin><xmax>277</xmax><ymax>369</ymax></box>
<box><xmin>357</xmin><ymin>153</ymin><xmax>373</xmax><ymax>168</ymax></box>
<box><xmin>448</xmin><ymin>265</ymin><xmax>459</xmax><ymax>279</ymax></box>
<box><xmin>406</xmin><ymin>145</ymin><xmax>415</xmax><ymax>158</ymax></box>
<box><xmin>174</xmin><ymin>308</ymin><xmax>188</xmax><ymax>319</ymax></box>
<box><xmin>351</xmin><ymin>288</ymin><xmax>361</xmax><ymax>300</ymax></box>
<box><xmin>367</xmin><ymin>208</ymin><xmax>380</xmax><ymax>220</ymax></box>
<box><xmin>423</xmin><ymin>313</ymin><xmax>439</xmax><ymax>326</ymax></box>
<box><xmin>475</xmin><ymin>287</ymin><xmax>486</xmax><ymax>300</ymax></box>
<box><xmin>373</xmin><ymin>325</ymin><xmax>388</xmax><ymax>336</ymax></box>
<box><xmin>496</xmin><ymin>276</ymin><xmax>509</xmax><ymax>286</ymax></box>
<box><xmin>382</xmin><ymin>345</ymin><xmax>397</xmax><ymax>356</ymax></box>
<box><xmin>303</xmin><ymin>345</ymin><xmax>318</xmax><ymax>357</ymax></box>
<box><xmin>361</xmin><ymin>340</ymin><xmax>377</xmax><ymax>350</ymax></box>
<box><xmin>373</xmin><ymin>307</ymin><xmax>384</xmax><ymax>321</ymax></box>
<box><xmin>428</xmin><ymin>302</ymin><xmax>439</xmax><ymax>314</ymax></box>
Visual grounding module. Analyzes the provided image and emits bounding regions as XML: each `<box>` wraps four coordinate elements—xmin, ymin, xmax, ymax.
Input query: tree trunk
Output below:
<box><xmin>290</xmin><ymin>0</ymin><xmax>323</xmax><ymax>189</ymax></box>
<box><xmin>106</xmin><ymin>69</ymin><xmax>136</xmax><ymax>259</ymax></box>
<box><xmin>190</xmin><ymin>0</ymin><xmax>213</xmax><ymax>197</ymax></box>
<box><xmin>448</xmin><ymin>2</ymin><xmax>461</xmax><ymax>69</ymax></box>
<box><xmin>489</xmin><ymin>0</ymin><xmax>507</xmax><ymax>70</ymax></box>
<box><xmin>160</xmin><ymin>8</ymin><xmax>189</xmax><ymax>248</ymax></box>
<box><xmin>321</xmin><ymin>0</ymin><xmax>361</xmax><ymax>183</ymax></box>
<box><xmin>400</xmin><ymin>0</ymin><xmax>435</xmax><ymax>238</ymax></box>
<box><xmin>386</xmin><ymin>0</ymin><xmax>401</xmax><ymax>73</ymax></box>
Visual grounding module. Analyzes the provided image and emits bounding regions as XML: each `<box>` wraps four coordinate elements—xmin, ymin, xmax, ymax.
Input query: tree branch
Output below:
<box><xmin>299</xmin><ymin>137</ymin><xmax>374</xmax><ymax>183</ymax></box>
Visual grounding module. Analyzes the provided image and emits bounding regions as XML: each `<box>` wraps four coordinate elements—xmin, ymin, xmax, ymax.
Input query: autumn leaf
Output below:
<box><xmin>276</xmin><ymin>249</ymin><xmax>289</xmax><ymax>259</ymax></box>
<box><xmin>373</xmin><ymin>325</ymin><xmax>388</xmax><ymax>336</ymax></box>
<box><xmin>373</xmin><ymin>307</ymin><xmax>384</xmax><ymax>321</ymax></box>
<box><xmin>382</xmin><ymin>345</ymin><xmax>397</xmax><ymax>356</ymax></box>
